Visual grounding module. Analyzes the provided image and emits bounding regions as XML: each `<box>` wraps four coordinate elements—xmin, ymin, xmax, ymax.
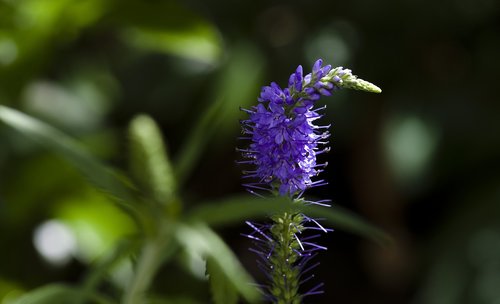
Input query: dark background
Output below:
<box><xmin>1</xmin><ymin>0</ymin><xmax>500</xmax><ymax>303</ymax></box>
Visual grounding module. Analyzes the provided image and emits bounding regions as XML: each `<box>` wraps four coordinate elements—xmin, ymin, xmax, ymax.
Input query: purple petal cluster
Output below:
<box><xmin>240</xmin><ymin>59</ymin><xmax>340</xmax><ymax>196</ymax></box>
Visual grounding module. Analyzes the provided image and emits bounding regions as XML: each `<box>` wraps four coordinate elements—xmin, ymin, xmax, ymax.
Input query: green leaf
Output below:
<box><xmin>122</xmin><ymin>227</ymin><xmax>178</xmax><ymax>304</ymax></box>
<box><xmin>112</xmin><ymin>1</ymin><xmax>222</xmax><ymax>64</ymax></box>
<box><xmin>0</xmin><ymin>0</ymin><xmax>107</xmax><ymax>99</ymax></box>
<box><xmin>186</xmin><ymin>195</ymin><xmax>293</xmax><ymax>226</ymax></box>
<box><xmin>186</xmin><ymin>195</ymin><xmax>391</xmax><ymax>245</ymax></box>
<box><xmin>175</xmin><ymin>223</ymin><xmax>261</xmax><ymax>303</ymax></box>
<box><xmin>78</xmin><ymin>239</ymin><xmax>136</xmax><ymax>304</ymax></box>
<box><xmin>301</xmin><ymin>204</ymin><xmax>392</xmax><ymax>245</ymax></box>
<box><xmin>124</xmin><ymin>26</ymin><xmax>220</xmax><ymax>65</ymax></box>
<box><xmin>0</xmin><ymin>105</ymin><xmax>138</xmax><ymax>212</ymax></box>
<box><xmin>128</xmin><ymin>114</ymin><xmax>179</xmax><ymax>215</ymax></box>
<box><xmin>12</xmin><ymin>284</ymin><xmax>114</xmax><ymax>304</ymax></box>
<box><xmin>206</xmin><ymin>258</ymin><xmax>238</xmax><ymax>304</ymax></box>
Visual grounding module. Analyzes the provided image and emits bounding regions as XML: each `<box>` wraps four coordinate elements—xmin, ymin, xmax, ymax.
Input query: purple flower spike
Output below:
<box><xmin>239</xmin><ymin>59</ymin><xmax>381</xmax><ymax>303</ymax></box>
<box><xmin>240</xmin><ymin>59</ymin><xmax>339</xmax><ymax>197</ymax></box>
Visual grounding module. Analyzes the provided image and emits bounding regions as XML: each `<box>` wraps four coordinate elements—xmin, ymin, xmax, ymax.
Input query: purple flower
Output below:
<box><xmin>240</xmin><ymin>59</ymin><xmax>337</xmax><ymax>197</ymax></box>
<box><xmin>239</xmin><ymin>60</ymin><xmax>381</xmax><ymax>302</ymax></box>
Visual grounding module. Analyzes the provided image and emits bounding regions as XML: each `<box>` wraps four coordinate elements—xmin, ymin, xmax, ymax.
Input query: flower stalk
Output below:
<box><xmin>268</xmin><ymin>211</ymin><xmax>304</xmax><ymax>304</ymax></box>
<box><xmin>123</xmin><ymin>238</ymin><xmax>164</xmax><ymax>304</ymax></box>
<box><xmin>240</xmin><ymin>59</ymin><xmax>380</xmax><ymax>302</ymax></box>
<box><xmin>123</xmin><ymin>223</ymin><xmax>173</xmax><ymax>304</ymax></box>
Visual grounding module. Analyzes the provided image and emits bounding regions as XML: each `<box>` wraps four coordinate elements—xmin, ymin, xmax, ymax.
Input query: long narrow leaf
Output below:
<box><xmin>186</xmin><ymin>195</ymin><xmax>391</xmax><ymax>244</ymax></box>
<box><xmin>0</xmin><ymin>106</ymin><xmax>137</xmax><ymax>211</ymax></box>
<box><xmin>301</xmin><ymin>204</ymin><xmax>392</xmax><ymax>245</ymax></box>
<box><xmin>206</xmin><ymin>257</ymin><xmax>238</xmax><ymax>304</ymax></box>
<box><xmin>186</xmin><ymin>195</ymin><xmax>292</xmax><ymax>226</ymax></box>
<box><xmin>77</xmin><ymin>240</ymin><xmax>137</xmax><ymax>304</ymax></box>
<box><xmin>175</xmin><ymin>223</ymin><xmax>261</xmax><ymax>303</ymax></box>
<box><xmin>13</xmin><ymin>284</ymin><xmax>114</xmax><ymax>304</ymax></box>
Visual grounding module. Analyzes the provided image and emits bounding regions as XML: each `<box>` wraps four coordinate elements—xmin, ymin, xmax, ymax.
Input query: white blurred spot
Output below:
<box><xmin>0</xmin><ymin>39</ymin><xmax>18</xmax><ymax>65</ymax></box>
<box><xmin>33</xmin><ymin>220</ymin><xmax>76</xmax><ymax>266</ymax></box>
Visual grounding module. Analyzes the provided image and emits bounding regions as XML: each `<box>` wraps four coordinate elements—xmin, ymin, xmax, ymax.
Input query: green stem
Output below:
<box><xmin>269</xmin><ymin>211</ymin><xmax>304</xmax><ymax>304</ymax></box>
<box><xmin>122</xmin><ymin>234</ymin><xmax>167</xmax><ymax>304</ymax></box>
<box><xmin>77</xmin><ymin>240</ymin><xmax>134</xmax><ymax>304</ymax></box>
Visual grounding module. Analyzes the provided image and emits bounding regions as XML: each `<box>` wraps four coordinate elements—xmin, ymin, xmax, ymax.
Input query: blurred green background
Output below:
<box><xmin>1</xmin><ymin>0</ymin><xmax>500</xmax><ymax>303</ymax></box>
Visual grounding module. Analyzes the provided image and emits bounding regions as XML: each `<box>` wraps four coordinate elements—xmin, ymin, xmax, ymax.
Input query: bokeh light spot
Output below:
<box><xmin>305</xmin><ymin>21</ymin><xmax>358</xmax><ymax>66</ymax></box>
<box><xmin>33</xmin><ymin>220</ymin><xmax>76</xmax><ymax>266</ymax></box>
<box><xmin>383</xmin><ymin>115</ymin><xmax>439</xmax><ymax>187</ymax></box>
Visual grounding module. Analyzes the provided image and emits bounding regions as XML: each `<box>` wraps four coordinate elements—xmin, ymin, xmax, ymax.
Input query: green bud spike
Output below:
<box><xmin>128</xmin><ymin>114</ymin><xmax>180</xmax><ymax>216</ymax></box>
<box><xmin>341</xmin><ymin>76</ymin><xmax>382</xmax><ymax>93</ymax></box>
<box><xmin>268</xmin><ymin>211</ymin><xmax>304</xmax><ymax>304</ymax></box>
<box><xmin>325</xmin><ymin>67</ymin><xmax>382</xmax><ymax>93</ymax></box>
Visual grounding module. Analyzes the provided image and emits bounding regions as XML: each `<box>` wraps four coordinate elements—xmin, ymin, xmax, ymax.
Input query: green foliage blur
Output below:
<box><xmin>1</xmin><ymin>0</ymin><xmax>500</xmax><ymax>303</ymax></box>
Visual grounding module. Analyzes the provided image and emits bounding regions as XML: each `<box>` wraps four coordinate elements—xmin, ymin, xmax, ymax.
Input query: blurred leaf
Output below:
<box><xmin>77</xmin><ymin>240</ymin><xmax>136</xmax><ymax>304</ymax></box>
<box><xmin>186</xmin><ymin>195</ymin><xmax>391</xmax><ymax>244</ymax></box>
<box><xmin>1</xmin><ymin>154</ymin><xmax>82</xmax><ymax>227</ymax></box>
<box><xmin>206</xmin><ymin>258</ymin><xmax>238</xmax><ymax>304</ymax></box>
<box><xmin>128</xmin><ymin>114</ymin><xmax>179</xmax><ymax>215</ymax></box>
<box><xmin>23</xmin><ymin>65</ymin><xmax>119</xmax><ymax>132</ymax></box>
<box><xmin>15</xmin><ymin>0</ymin><xmax>106</xmax><ymax>33</ymax></box>
<box><xmin>0</xmin><ymin>0</ymin><xmax>108</xmax><ymax>98</ymax></box>
<box><xmin>175</xmin><ymin>223</ymin><xmax>261</xmax><ymax>304</ymax></box>
<box><xmin>0</xmin><ymin>105</ymin><xmax>138</xmax><ymax>212</ymax></box>
<box><xmin>186</xmin><ymin>195</ymin><xmax>293</xmax><ymax>226</ymax></box>
<box><xmin>122</xmin><ymin>232</ymin><xmax>179</xmax><ymax>304</ymax></box>
<box><xmin>124</xmin><ymin>26</ymin><xmax>220</xmax><ymax>65</ymax></box>
<box><xmin>12</xmin><ymin>284</ymin><xmax>114</xmax><ymax>304</ymax></box>
<box><xmin>174</xmin><ymin>44</ymin><xmax>263</xmax><ymax>185</ymax></box>
<box><xmin>113</xmin><ymin>1</ymin><xmax>221</xmax><ymax>64</ymax></box>
<box><xmin>0</xmin><ymin>278</ymin><xmax>23</xmax><ymax>303</ymax></box>
<box><xmin>301</xmin><ymin>204</ymin><xmax>392</xmax><ymax>245</ymax></box>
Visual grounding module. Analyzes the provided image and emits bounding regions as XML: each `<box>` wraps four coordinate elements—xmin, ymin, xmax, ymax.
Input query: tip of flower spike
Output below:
<box><xmin>339</xmin><ymin>76</ymin><xmax>382</xmax><ymax>93</ymax></box>
<box><xmin>360</xmin><ymin>80</ymin><xmax>382</xmax><ymax>93</ymax></box>
<box><xmin>327</xmin><ymin>67</ymin><xmax>382</xmax><ymax>93</ymax></box>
